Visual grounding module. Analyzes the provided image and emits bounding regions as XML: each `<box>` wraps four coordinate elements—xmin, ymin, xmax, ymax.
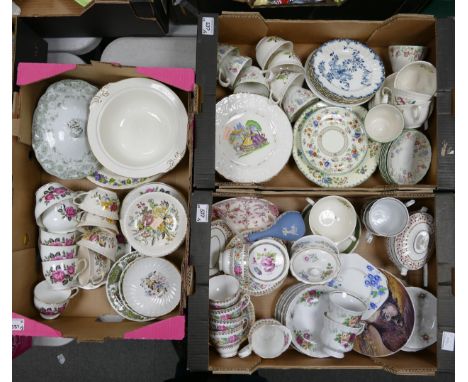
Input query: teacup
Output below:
<box><xmin>217</xmin><ymin>43</ymin><xmax>240</xmax><ymax>70</ymax></box>
<box><xmin>42</xmin><ymin>258</ymin><xmax>87</xmax><ymax>290</ymax></box>
<box><xmin>210</xmin><ymin>315</ymin><xmax>246</xmax><ymax>331</ymax></box>
<box><xmin>233</xmin><ymin>66</ymin><xmax>269</xmax><ymax>98</ymax></box>
<box><xmin>268</xmin><ymin>70</ymin><xmax>304</xmax><ymax>104</ymax></box>
<box><xmin>291</xmin><ymin>234</ymin><xmax>339</xmax><ymax>256</ymax></box>
<box><xmin>395</xmin><ymin>100</ymin><xmax>433</xmax><ymax>129</ymax></box>
<box><xmin>364</xmin><ymin>104</ymin><xmax>404</xmax><ymax>143</ymax></box>
<box><xmin>33</xmin><ymin>280</ymin><xmax>78</xmax><ymax>320</ymax></box>
<box><xmin>39</xmin><ymin>230</ymin><xmax>77</xmax><ymax>247</ymax></box>
<box><xmin>266</xmin><ymin>50</ymin><xmax>303</xmax><ymax>75</ymax></box>
<box><xmin>77</xmin><ymin>246</ymin><xmax>111</xmax><ymax>286</ymax></box>
<box><xmin>305</xmin><ymin>197</ymin><xmax>357</xmax><ymax>247</ymax></box>
<box><xmin>362</xmin><ymin>197</ymin><xmax>415</xmax><ymax>242</ymax></box>
<box><xmin>394</xmin><ymin>61</ymin><xmax>437</xmax><ymax>97</ymax></box>
<box><xmin>256</xmin><ymin>36</ymin><xmax>293</xmax><ymax>70</ymax></box>
<box><xmin>386</xmin><ymin>86</ymin><xmax>432</xmax><ymax>106</ymax></box>
<box><xmin>209</xmin><ymin>274</ymin><xmax>241</xmax><ymax>309</ymax></box>
<box><xmin>210</xmin><ymin>324</ymin><xmax>244</xmax><ymax>347</ymax></box>
<box><xmin>209</xmin><ymin>294</ymin><xmax>251</xmax><ymax>321</ymax></box>
<box><xmin>35</xmin><ymin>182</ymin><xmax>74</xmax><ymax>225</ymax></box>
<box><xmin>238</xmin><ymin>319</ymin><xmax>291</xmax><ymax>359</ymax></box>
<box><xmin>218</xmin><ymin>244</ymin><xmax>249</xmax><ymax>279</ymax></box>
<box><xmin>218</xmin><ymin>55</ymin><xmax>252</xmax><ymax>89</ymax></box>
<box><xmin>41</xmin><ymin>199</ymin><xmax>80</xmax><ymax>233</ymax></box>
<box><xmin>321</xmin><ymin>313</ymin><xmax>365</xmax><ymax>358</ymax></box>
<box><xmin>77</xmin><ymin>227</ymin><xmax>118</xmax><ymax>261</ymax></box>
<box><xmin>327</xmin><ymin>291</ymin><xmax>367</xmax><ymax>328</ymax></box>
<box><xmin>388</xmin><ymin>45</ymin><xmax>427</xmax><ymax>73</ymax></box>
<box><xmin>212</xmin><ymin>334</ymin><xmax>243</xmax><ymax>358</ymax></box>
<box><xmin>73</xmin><ymin>187</ymin><xmax>120</xmax><ymax>220</ymax></box>
<box><xmin>40</xmin><ymin>244</ymin><xmax>77</xmax><ymax>262</ymax></box>
<box><xmin>77</xmin><ymin>211</ymin><xmax>119</xmax><ymax>234</ymax></box>
<box><xmin>282</xmin><ymin>85</ymin><xmax>318</xmax><ymax>122</ymax></box>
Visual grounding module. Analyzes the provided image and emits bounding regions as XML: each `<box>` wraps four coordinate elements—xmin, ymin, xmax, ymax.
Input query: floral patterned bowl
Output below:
<box><xmin>77</xmin><ymin>227</ymin><xmax>118</xmax><ymax>262</ymax></box>
<box><xmin>35</xmin><ymin>183</ymin><xmax>75</xmax><ymax>226</ymax></box>
<box><xmin>42</xmin><ymin>258</ymin><xmax>88</xmax><ymax>290</ymax></box>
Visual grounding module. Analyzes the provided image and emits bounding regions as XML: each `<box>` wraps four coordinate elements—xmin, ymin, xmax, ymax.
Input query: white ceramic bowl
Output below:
<box><xmin>365</xmin><ymin>104</ymin><xmax>404</xmax><ymax>143</ymax></box>
<box><xmin>366</xmin><ymin>197</ymin><xmax>410</xmax><ymax>237</ymax></box>
<box><xmin>88</xmin><ymin>78</ymin><xmax>188</xmax><ymax>178</ymax></box>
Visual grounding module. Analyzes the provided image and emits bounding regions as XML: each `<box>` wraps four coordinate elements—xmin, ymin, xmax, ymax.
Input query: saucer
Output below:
<box><xmin>248</xmin><ymin>239</ymin><xmax>289</xmax><ymax>282</ymax></box>
<box><xmin>290</xmin><ymin>248</ymin><xmax>340</xmax><ymax>285</ymax></box>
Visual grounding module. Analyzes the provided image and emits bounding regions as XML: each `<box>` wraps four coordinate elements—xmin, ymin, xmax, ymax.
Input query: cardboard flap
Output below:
<box><xmin>123</xmin><ymin>315</ymin><xmax>185</xmax><ymax>340</ymax></box>
<box><xmin>17</xmin><ymin>63</ymin><xmax>77</xmax><ymax>86</ymax></box>
<box><xmin>371</xmin><ymin>351</ymin><xmax>437</xmax><ymax>376</ymax></box>
<box><xmin>219</xmin><ymin>12</ymin><xmax>268</xmax><ymax>44</ymax></box>
<box><xmin>12</xmin><ymin>313</ymin><xmax>62</xmax><ymax>337</ymax></box>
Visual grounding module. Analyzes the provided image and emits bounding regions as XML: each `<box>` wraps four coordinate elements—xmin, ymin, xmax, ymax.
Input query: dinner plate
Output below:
<box><xmin>306</xmin><ymin>39</ymin><xmax>385</xmax><ymax>102</ymax></box>
<box><xmin>32</xmin><ymin>79</ymin><xmax>100</xmax><ymax>179</ymax></box>
<box><xmin>354</xmin><ymin>269</ymin><xmax>415</xmax><ymax>357</ymax></box>
<box><xmin>215</xmin><ymin>94</ymin><xmax>293</xmax><ymax>183</ymax></box>
<box><xmin>87</xmin><ymin>78</ymin><xmax>188</xmax><ymax>178</ymax></box>
<box><xmin>299</xmin><ymin>107</ymin><xmax>368</xmax><ymax>175</ymax></box>
<box><xmin>87</xmin><ymin>166</ymin><xmax>161</xmax><ymax>190</ymax></box>
<box><xmin>122</xmin><ymin>192</ymin><xmax>187</xmax><ymax>257</ymax></box>
<box><xmin>120</xmin><ymin>257</ymin><xmax>181</xmax><ymax>318</ymax></box>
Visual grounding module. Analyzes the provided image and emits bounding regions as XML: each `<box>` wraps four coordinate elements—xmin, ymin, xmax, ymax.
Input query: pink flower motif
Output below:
<box><xmin>51</xmin><ymin>270</ymin><xmax>65</xmax><ymax>282</ymax></box>
<box><xmin>65</xmin><ymin>207</ymin><xmax>77</xmax><ymax>218</ymax></box>
<box><xmin>65</xmin><ymin>239</ymin><xmax>74</xmax><ymax>246</ymax></box>
<box><xmin>65</xmin><ymin>251</ymin><xmax>75</xmax><ymax>259</ymax></box>
<box><xmin>54</xmin><ymin>188</ymin><xmax>67</xmax><ymax>195</ymax></box>
<box><xmin>261</xmin><ymin>257</ymin><xmax>275</xmax><ymax>272</ymax></box>
<box><xmin>89</xmin><ymin>234</ymin><xmax>99</xmax><ymax>242</ymax></box>
<box><xmin>234</xmin><ymin>265</ymin><xmax>242</xmax><ymax>276</ymax></box>
<box><xmin>44</xmin><ymin>193</ymin><xmax>55</xmax><ymax>201</ymax></box>
<box><xmin>144</xmin><ymin>213</ymin><xmax>154</xmax><ymax>226</ymax></box>
<box><xmin>228</xmin><ymin>335</ymin><xmax>238</xmax><ymax>343</ymax></box>
<box><xmin>65</xmin><ymin>265</ymin><xmax>75</xmax><ymax>275</ymax></box>
<box><xmin>110</xmin><ymin>203</ymin><xmax>118</xmax><ymax>212</ymax></box>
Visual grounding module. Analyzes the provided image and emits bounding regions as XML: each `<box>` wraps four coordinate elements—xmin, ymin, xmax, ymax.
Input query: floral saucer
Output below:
<box><xmin>248</xmin><ymin>239</ymin><xmax>289</xmax><ymax>282</ymax></box>
<box><xmin>122</xmin><ymin>192</ymin><xmax>187</xmax><ymax>257</ymax></box>
<box><xmin>290</xmin><ymin>248</ymin><xmax>340</xmax><ymax>285</ymax></box>
<box><xmin>119</xmin><ymin>257</ymin><xmax>181</xmax><ymax>318</ymax></box>
<box><xmin>402</xmin><ymin>287</ymin><xmax>437</xmax><ymax>352</ymax></box>
<box><xmin>87</xmin><ymin>167</ymin><xmax>161</xmax><ymax>190</ymax></box>
<box><xmin>327</xmin><ymin>253</ymin><xmax>389</xmax><ymax>320</ymax></box>
<box><xmin>215</xmin><ymin>93</ymin><xmax>293</xmax><ymax>183</ymax></box>
<box><xmin>106</xmin><ymin>251</ymin><xmax>153</xmax><ymax>322</ymax></box>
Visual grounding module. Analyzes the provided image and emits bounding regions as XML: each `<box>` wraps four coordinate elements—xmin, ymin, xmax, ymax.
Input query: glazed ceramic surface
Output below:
<box><xmin>32</xmin><ymin>79</ymin><xmax>99</xmax><ymax>179</ymax></box>
<box><xmin>39</xmin><ymin>230</ymin><xmax>77</xmax><ymax>247</ymax></box>
<box><xmin>291</xmin><ymin>234</ymin><xmax>339</xmax><ymax>256</ymax></box>
<box><xmin>120</xmin><ymin>256</ymin><xmax>181</xmax><ymax>318</ymax></box>
<box><xmin>290</xmin><ymin>248</ymin><xmax>340</xmax><ymax>285</ymax></box>
<box><xmin>327</xmin><ymin>291</ymin><xmax>367</xmax><ymax>327</ymax></box>
<box><xmin>78</xmin><ymin>227</ymin><xmax>118</xmax><ymax>261</ymax></box>
<box><xmin>215</xmin><ymin>93</ymin><xmax>293</xmax><ymax>183</ymax></box>
<box><xmin>268</xmin><ymin>70</ymin><xmax>304</xmax><ymax>104</ymax></box>
<box><xmin>299</xmin><ymin>107</ymin><xmax>368</xmax><ymax>175</ymax></box>
<box><xmin>233</xmin><ymin>66</ymin><xmax>269</xmax><ymax>98</ymax></box>
<box><xmin>35</xmin><ymin>183</ymin><xmax>75</xmax><ymax>224</ymax></box>
<box><xmin>34</xmin><ymin>281</ymin><xmax>78</xmax><ymax>320</ymax></box>
<box><xmin>212</xmin><ymin>197</ymin><xmax>280</xmax><ymax>234</ymax></box>
<box><xmin>247</xmin><ymin>211</ymin><xmax>305</xmax><ymax>242</ymax></box>
<box><xmin>122</xmin><ymin>192</ymin><xmax>187</xmax><ymax>257</ymax></box>
<box><xmin>402</xmin><ymin>287</ymin><xmax>437</xmax><ymax>352</ymax></box>
<box><xmin>327</xmin><ymin>253</ymin><xmax>389</xmax><ymax>320</ymax></box>
<box><xmin>306</xmin><ymin>39</ymin><xmax>384</xmax><ymax>103</ymax></box>
<box><xmin>210</xmin><ymin>220</ymin><xmax>233</xmax><ymax>270</ymax></box>
<box><xmin>282</xmin><ymin>85</ymin><xmax>318</xmax><ymax>122</ymax></box>
<box><xmin>106</xmin><ymin>251</ymin><xmax>153</xmax><ymax>321</ymax></box>
<box><xmin>354</xmin><ymin>269</ymin><xmax>415</xmax><ymax>357</ymax></box>
<box><xmin>363</xmin><ymin>197</ymin><xmax>411</xmax><ymax>238</ymax></box>
<box><xmin>87</xmin><ymin>78</ymin><xmax>187</xmax><ymax>178</ymax></box>
<box><xmin>217</xmin><ymin>44</ymin><xmax>240</xmax><ymax>69</ymax></box>
<box><xmin>41</xmin><ymin>200</ymin><xmax>80</xmax><ymax>233</ymax></box>
<box><xmin>266</xmin><ymin>50</ymin><xmax>304</xmax><ymax>74</ymax></box>
<box><xmin>77</xmin><ymin>211</ymin><xmax>119</xmax><ymax>235</ymax></box>
<box><xmin>385</xmin><ymin>130</ymin><xmax>431</xmax><ymax>185</ymax></box>
<box><xmin>293</xmin><ymin>104</ymin><xmax>381</xmax><ymax>188</ymax></box>
<box><xmin>388</xmin><ymin>45</ymin><xmax>427</xmax><ymax>73</ymax></box>
<box><xmin>73</xmin><ymin>187</ymin><xmax>120</xmax><ymax>220</ymax></box>
<box><xmin>87</xmin><ymin>166</ymin><xmax>160</xmax><ymax>190</ymax></box>
<box><xmin>42</xmin><ymin>258</ymin><xmax>87</xmax><ymax>290</ymax></box>
<box><xmin>218</xmin><ymin>55</ymin><xmax>252</xmax><ymax>89</ymax></box>
<box><xmin>209</xmin><ymin>294</ymin><xmax>251</xmax><ymax>321</ymax></box>
<box><xmin>209</xmin><ymin>274</ymin><xmax>241</xmax><ymax>309</ymax></box>
<box><xmin>255</xmin><ymin>36</ymin><xmax>293</xmax><ymax>70</ymax></box>
<box><xmin>77</xmin><ymin>246</ymin><xmax>111</xmax><ymax>287</ymax></box>
<box><xmin>248</xmin><ymin>239</ymin><xmax>289</xmax><ymax>282</ymax></box>
<box><xmin>364</xmin><ymin>104</ymin><xmax>404</xmax><ymax>143</ymax></box>
<box><xmin>40</xmin><ymin>245</ymin><xmax>77</xmax><ymax>262</ymax></box>
<box><xmin>321</xmin><ymin>312</ymin><xmax>364</xmax><ymax>358</ymax></box>
<box><xmin>394</xmin><ymin>61</ymin><xmax>437</xmax><ymax>97</ymax></box>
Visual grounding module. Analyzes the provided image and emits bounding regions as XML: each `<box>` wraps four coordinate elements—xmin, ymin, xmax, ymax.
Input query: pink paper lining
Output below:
<box><xmin>123</xmin><ymin>315</ymin><xmax>185</xmax><ymax>340</ymax></box>
<box><xmin>12</xmin><ymin>313</ymin><xmax>62</xmax><ymax>337</ymax></box>
<box><xmin>16</xmin><ymin>63</ymin><xmax>77</xmax><ymax>86</ymax></box>
<box><xmin>136</xmin><ymin>67</ymin><xmax>195</xmax><ymax>92</ymax></box>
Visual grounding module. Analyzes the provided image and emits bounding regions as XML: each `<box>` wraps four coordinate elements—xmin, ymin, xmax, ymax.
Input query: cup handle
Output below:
<box><xmin>420</xmin><ymin>206</ymin><xmax>429</xmax><ymax>213</ymax></box>
<box><xmin>262</xmin><ymin>69</ymin><xmax>275</xmax><ymax>83</ymax></box>
<box><xmin>238</xmin><ymin>344</ymin><xmax>252</xmax><ymax>358</ymax></box>
<box><xmin>73</xmin><ymin>192</ymin><xmax>88</xmax><ymax>207</ymax></box>
<box><xmin>240</xmin><ymin>294</ymin><xmax>251</xmax><ymax>311</ymax></box>
<box><xmin>405</xmin><ymin>199</ymin><xmax>416</xmax><ymax>208</ymax></box>
<box><xmin>400</xmin><ymin>267</ymin><xmax>408</xmax><ymax>277</ymax></box>
<box><xmin>305</xmin><ymin>197</ymin><xmax>315</xmax><ymax>207</ymax></box>
<box><xmin>69</xmin><ymin>287</ymin><xmax>79</xmax><ymax>299</ymax></box>
<box><xmin>75</xmin><ymin>258</ymin><xmax>89</xmax><ymax>277</ymax></box>
<box><xmin>365</xmin><ymin>232</ymin><xmax>374</xmax><ymax>244</ymax></box>
<box><xmin>382</xmin><ymin>87</ymin><xmax>392</xmax><ymax>104</ymax></box>
<box><xmin>218</xmin><ymin>71</ymin><xmax>230</xmax><ymax>88</ymax></box>
<box><xmin>268</xmin><ymin>90</ymin><xmax>281</xmax><ymax>105</ymax></box>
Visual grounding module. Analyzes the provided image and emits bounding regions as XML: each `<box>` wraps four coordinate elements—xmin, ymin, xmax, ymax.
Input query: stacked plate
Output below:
<box><xmin>106</xmin><ymin>252</ymin><xmax>181</xmax><ymax>322</ymax></box>
<box><xmin>292</xmin><ymin>105</ymin><xmax>381</xmax><ymax>188</ymax></box>
<box><xmin>378</xmin><ymin>130</ymin><xmax>432</xmax><ymax>185</ymax></box>
<box><xmin>304</xmin><ymin>39</ymin><xmax>385</xmax><ymax>107</ymax></box>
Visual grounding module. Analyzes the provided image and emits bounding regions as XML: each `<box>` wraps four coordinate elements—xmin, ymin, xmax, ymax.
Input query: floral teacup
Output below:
<box><xmin>77</xmin><ymin>246</ymin><xmax>111</xmax><ymax>286</ymax></box>
<box><xmin>210</xmin><ymin>324</ymin><xmax>244</xmax><ymax>348</ymax></box>
<box><xmin>282</xmin><ymin>85</ymin><xmax>318</xmax><ymax>122</ymax></box>
<box><xmin>388</xmin><ymin>45</ymin><xmax>427</xmax><ymax>73</ymax></box>
<box><xmin>40</xmin><ymin>244</ymin><xmax>77</xmax><ymax>262</ymax></box>
<box><xmin>210</xmin><ymin>315</ymin><xmax>246</xmax><ymax>331</ymax></box>
<box><xmin>35</xmin><ymin>182</ymin><xmax>74</xmax><ymax>224</ymax></box>
<box><xmin>218</xmin><ymin>55</ymin><xmax>252</xmax><ymax>89</ymax></box>
<box><xmin>209</xmin><ymin>274</ymin><xmax>241</xmax><ymax>309</ymax></box>
<box><xmin>327</xmin><ymin>291</ymin><xmax>367</xmax><ymax>328</ymax></box>
<box><xmin>77</xmin><ymin>211</ymin><xmax>119</xmax><ymax>234</ymax></box>
<box><xmin>33</xmin><ymin>280</ymin><xmax>78</xmax><ymax>320</ymax></box>
<box><xmin>40</xmin><ymin>199</ymin><xmax>80</xmax><ymax>233</ymax></box>
<box><xmin>233</xmin><ymin>65</ymin><xmax>269</xmax><ymax>98</ymax></box>
<box><xmin>256</xmin><ymin>36</ymin><xmax>293</xmax><ymax>70</ymax></box>
<box><xmin>209</xmin><ymin>294</ymin><xmax>250</xmax><ymax>321</ymax></box>
<box><xmin>42</xmin><ymin>258</ymin><xmax>87</xmax><ymax>290</ymax></box>
<box><xmin>217</xmin><ymin>44</ymin><xmax>240</xmax><ymax>70</ymax></box>
<box><xmin>73</xmin><ymin>187</ymin><xmax>120</xmax><ymax>220</ymax></box>
<box><xmin>77</xmin><ymin>227</ymin><xmax>118</xmax><ymax>261</ymax></box>
<box><xmin>39</xmin><ymin>230</ymin><xmax>77</xmax><ymax>247</ymax></box>
<box><xmin>266</xmin><ymin>49</ymin><xmax>303</xmax><ymax>75</ymax></box>
<box><xmin>267</xmin><ymin>70</ymin><xmax>304</xmax><ymax>104</ymax></box>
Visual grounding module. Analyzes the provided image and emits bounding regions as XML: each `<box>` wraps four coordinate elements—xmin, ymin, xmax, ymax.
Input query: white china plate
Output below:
<box><xmin>87</xmin><ymin>166</ymin><xmax>161</xmax><ymax>190</ymax></box>
<box><xmin>293</xmin><ymin>104</ymin><xmax>381</xmax><ymax>188</ymax></box>
<box><xmin>120</xmin><ymin>257</ymin><xmax>181</xmax><ymax>318</ymax></box>
<box><xmin>215</xmin><ymin>94</ymin><xmax>293</xmax><ymax>183</ymax></box>
<box><xmin>32</xmin><ymin>79</ymin><xmax>100</xmax><ymax>179</ymax></box>
<box><xmin>106</xmin><ymin>251</ymin><xmax>153</xmax><ymax>322</ymax></box>
<box><xmin>87</xmin><ymin>78</ymin><xmax>188</xmax><ymax>178</ymax></box>
<box><xmin>122</xmin><ymin>192</ymin><xmax>187</xmax><ymax>257</ymax></box>
<box><xmin>327</xmin><ymin>253</ymin><xmax>389</xmax><ymax>320</ymax></box>
<box><xmin>307</xmin><ymin>39</ymin><xmax>385</xmax><ymax>101</ymax></box>
<box><xmin>402</xmin><ymin>287</ymin><xmax>437</xmax><ymax>352</ymax></box>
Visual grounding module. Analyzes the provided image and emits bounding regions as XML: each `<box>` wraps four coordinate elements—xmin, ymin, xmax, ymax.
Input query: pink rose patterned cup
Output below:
<box><xmin>73</xmin><ymin>187</ymin><xmax>120</xmax><ymax>220</ymax></box>
<box><xmin>40</xmin><ymin>199</ymin><xmax>80</xmax><ymax>233</ymax></box>
<box><xmin>42</xmin><ymin>258</ymin><xmax>88</xmax><ymax>290</ymax></box>
<box><xmin>210</xmin><ymin>315</ymin><xmax>246</xmax><ymax>331</ymax></box>
<box><xmin>388</xmin><ymin>45</ymin><xmax>427</xmax><ymax>73</ymax></box>
<box><xmin>210</xmin><ymin>324</ymin><xmax>244</xmax><ymax>355</ymax></box>
<box><xmin>39</xmin><ymin>244</ymin><xmax>78</xmax><ymax>262</ymax></box>
<box><xmin>33</xmin><ymin>280</ymin><xmax>78</xmax><ymax>320</ymax></box>
<box><xmin>39</xmin><ymin>230</ymin><xmax>78</xmax><ymax>247</ymax></box>
<box><xmin>77</xmin><ymin>227</ymin><xmax>118</xmax><ymax>261</ymax></box>
<box><xmin>209</xmin><ymin>294</ymin><xmax>251</xmax><ymax>321</ymax></box>
<box><xmin>35</xmin><ymin>182</ymin><xmax>74</xmax><ymax>225</ymax></box>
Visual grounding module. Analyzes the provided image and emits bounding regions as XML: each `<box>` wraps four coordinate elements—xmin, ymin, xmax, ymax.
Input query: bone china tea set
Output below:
<box><xmin>208</xmin><ymin>196</ymin><xmax>437</xmax><ymax>359</ymax></box>
<box><xmin>30</xmin><ymin>77</ymin><xmax>189</xmax><ymax>322</ymax></box>
<box><xmin>215</xmin><ymin>38</ymin><xmax>435</xmax><ymax>187</ymax></box>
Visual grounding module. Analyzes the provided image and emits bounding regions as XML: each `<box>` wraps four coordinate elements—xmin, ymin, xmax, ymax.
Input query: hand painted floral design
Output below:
<box><xmin>140</xmin><ymin>270</ymin><xmax>169</xmax><ymax>298</ymax></box>
<box><xmin>57</xmin><ymin>204</ymin><xmax>78</xmax><ymax>221</ymax></box>
<box><xmin>43</xmin><ymin>249</ymin><xmax>76</xmax><ymax>261</ymax></box>
<box><xmin>224</xmin><ymin>120</ymin><xmax>269</xmax><ymax>157</ymax></box>
<box><xmin>343</xmin><ymin>316</ymin><xmax>361</xmax><ymax>327</ymax></box>
<box><xmin>94</xmin><ymin>192</ymin><xmax>119</xmax><ymax>212</ymax></box>
<box><xmin>42</xmin><ymin>237</ymin><xmax>75</xmax><ymax>246</ymax></box>
<box><xmin>129</xmin><ymin>199</ymin><xmax>178</xmax><ymax>246</ymax></box>
<box><xmin>293</xmin><ymin>329</ymin><xmax>316</xmax><ymax>351</ymax></box>
<box><xmin>44</xmin><ymin>264</ymin><xmax>76</xmax><ymax>286</ymax></box>
<box><xmin>40</xmin><ymin>186</ymin><xmax>73</xmax><ymax>206</ymax></box>
<box><xmin>365</xmin><ymin>265</ymin><xmax>388</xmax><ymax>299</ymax></box>
<box><xmin>389</xmin><ymin>46</ymin><xmax>425</xmax><ymax>60</ymax></box>
<box><xmin>39</xmin><ymin>305</ymin><xmax>66</xmax><ymax>316</ymax></box>
<box><xmin>334</xmin><ymin>331</ymin><xmax>356</xmax><ymax>348</ymax></box>
<box><xmin>90</xmin><ymin>171</ymin><xmax>150</xmax><ymax>188</ymax></box>
<box><xmin>251</xmin><ymin>250</ymin><xmax>276</xmax><ymax>276</ymax></box>
<box><xmin>298</xmin><ymin>289</ymin><xmax>323</xmax><ymax>306</ymax></box>
<box><xmin>213</xmin><ymin>335</ymin><xmax>240</xmax><ymax>346</ymax></box>
<box><xmin>82</xmin><ymin>229</ymin><xmax>116</xmax><ymax>249</ymax></box>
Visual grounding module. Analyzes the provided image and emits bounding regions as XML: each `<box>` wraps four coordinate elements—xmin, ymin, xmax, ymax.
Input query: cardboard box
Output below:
<box><xmin>12</xmin><ymin>61</ymin><xmax>197</xmax><ymax>341</ymax></box>
<box><xmin>192</xmin><ymin>12</ymin><xmax>455</xmax><ymax>191</ymax></box>
<box><xmin>187</xmin><ymin>190</ymin><xmax>454</xmax><ymax>375</ymax></box>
